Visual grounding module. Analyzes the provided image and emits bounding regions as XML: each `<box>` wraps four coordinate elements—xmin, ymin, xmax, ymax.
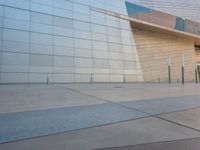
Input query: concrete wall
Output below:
<box><xmin>133</xmin><ymin>28</ymin><xmax>196</xmax><ymax>82</ymax></box>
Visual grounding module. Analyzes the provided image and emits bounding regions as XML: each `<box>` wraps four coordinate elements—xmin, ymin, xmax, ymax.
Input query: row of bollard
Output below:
<box><xmin>90</xmin><ymin>74</ymin><xmax>126</xmax><ymax>84</ymax></box>
<box><xmin>168</xmin><ymin>56</ymin><xmax>185</xmax><ymax>84</ymax></box>
<box><xmin>168</xmin><ymin>55</ymin><xmax>186</xmax><ymax>84</ymax></box>
<box><xmin>45</xmin><ymin>73</ymin><xmax>126</xmax><ymax>84</ymax></box>
<box><xmin>168</xmin><ymin>55</ymin><xmax>199</xmax><ymax>84</ymax></box>
<box><xmin>45</xmin><ymin>55</ymin><xmax>199</xmax><ymax>84</ymax></box>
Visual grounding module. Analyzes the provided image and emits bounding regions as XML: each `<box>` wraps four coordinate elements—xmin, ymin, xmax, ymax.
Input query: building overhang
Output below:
<box><xmin>125</xmin><ymin>1</ymin><xmax>200</xmax><ymax>45</ymax></box>
<box><xmin>130</xmin><ymin>18</ymin><xmax>200</xmax><ymax>45</ymax></box>
<box><xmin>90</xmin><ymin>2</ymin><xmax>200</xmax><ymax>45</ymax></box>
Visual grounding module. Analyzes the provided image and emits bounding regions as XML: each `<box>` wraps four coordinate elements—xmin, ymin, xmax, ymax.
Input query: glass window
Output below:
<box><xmin>3</xmin><ymin>41</ymin><xmax>29</xmax><ymax>53</ymax></box>
<box><xmin>93</xmin><ymin>59</ymin><xmax>109</xmax><ymax>69</ymax></box>
<box><xmin>54</xmin><ymin>56</ymin><xmax>74</xmax><ymax>67</ymax></box>
<box><xmin>2</xmin><ymin>52</ymin><xmax>29</xmax><ymax>65</ymax></box>
<box><xmin>75</xmin><ymin>58</ymin><xmax>92</xmax><ymax>68</ymax></box>
<box><xmin>74</xmin><ymin>48</ymin><xmax>92</xmax><ymax>57</ymax></box>
<box><xmin>4</xmin><ymin>18</ymin><xmax>30</xmax><ymax>31</ymax></box>
<box><xmin>92</xmin><ymin>32</ymin><xmax>107</xmax><ymax>42</ymax></box>
<box><xmin>54</xmin><ymin>36</ymin><xmax>74</xmax><ymax>47</ymax></box>
<box><xmin>73</xmin><ymin>3</ymin><xmax>89</xmax><ymax>14</ymax></box>
<box><xmin>31</xmin><ymin>23</ymin><xmax>53</xmax><ymax>34</ymax></box>
<box><xmin>30</xmin><ymin>33</ymin><xmax>53</xmax><ymax>45</ymax></box>
<box><xmin>4</xmin><ymin>0</ymin><xmax>30</xmax><ymax>9</ymax></box>
<box><xmin>32</xmin><ymin>0</ymin><xmax>53</xmax><ymax>6</ymax></box>
<box><xmin>30</xmin><ymin>54</ymin><xmax>53</xmax><ymax>66</ymax></box>
<box><xmin>73</xmin><ymin>11</ymin><xmax>90</xmax><ymax>22</ymax></box>
<box><xmin>54</xmin><ymin>16</ymin><xmax>73</xmax><ymax>28</ymax></box>
<box><xmin>3</xmin><ymin>29</ymin><xmax>29</xmax><ymax>43</ymax></box>
<box><xmin>31</xmin><ymin>12</ymin><xmax>53</xmax><ymax>25</ymax></box>
<box><xmin>54</xmin><ymin>0</ymin><xmax>72</xmax><ymax>10</ymax></box>
<box><xmin>74</xmin><ymin>38</ymin><xmax>91</xmax><ymax>49</ymax></box>
<box><xmin>31</xmin><ymin>2</ymin><xmax>53</xmax><ymax>14</ymax></box>
<box><xmin>30</xmin><ymin>44</ymin><xmax>53</xmax><ymax>55</ymax></box>
<box><xmin>54</xmin><ymin>7</ymin><xmax>72</xmax><ymax>19</ymax></box>
<box><xmin>54</xmin><ymin>26</ymin><xmax>73</xmax><ymax>37</ymax></box>
<box><xmin>74</xmin><ymin>30</ymin><xmax>91</xmax><ymax>40</ymax></box>
<box><xmin>54</xmin><ymin>46</ymin><xmax>74</xmax><ymax>56</ymax></box>
<box><xmin>92</xmin><ymin>41</ymin><xmax>107</xmax><ymax>51</ymax></box>
<box><xmin>91</xmin><ymin>24</ymin><xmax>106</xmax><ymax>34</ymax></box>
<box><xmin>4</xmin><ymin>7</ymin><xmax>30</xmax><ymax>21</ymax></box>
<box><xmin>74</xmin><ymin>20</ymin><xmax>90</xmax><ymax>31</ymax></box>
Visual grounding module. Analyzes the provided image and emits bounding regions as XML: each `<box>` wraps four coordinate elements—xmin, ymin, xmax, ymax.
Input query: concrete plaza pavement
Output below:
<box><xmin>0</xmin><ymin>83</ymin><xmax>200</xmax><ymax>149</ymax></box>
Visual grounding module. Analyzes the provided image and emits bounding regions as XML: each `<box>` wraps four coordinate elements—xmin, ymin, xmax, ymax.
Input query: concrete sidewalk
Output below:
<box><xmin>0</xmin><ymin>83</ymin><xmax>200</xmax><ymax>150</ymax></box>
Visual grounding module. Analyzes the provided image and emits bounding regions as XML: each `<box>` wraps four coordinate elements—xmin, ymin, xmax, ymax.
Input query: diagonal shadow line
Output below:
<box><xmin>58</xmin><ymin>85</ymin><xmax>200</xmax><ymax>132</ymax></box>
<box><xmin>1</xmin><ymin>85</ymin><xmax>200</xmax><ymax>144</ymax></box>
<box><xmin>0</xmin><ymin>115</ymin><xmax>149</xmax><ymax>145</ymax></box>
<box><xmin>94</xmin><ymin>137</ymin><xmax>200</xmax><ymax>150</ymax></box>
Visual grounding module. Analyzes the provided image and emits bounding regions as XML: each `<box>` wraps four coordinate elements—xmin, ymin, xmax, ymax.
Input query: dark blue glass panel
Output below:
<box><xmin>175</xmin><ymin>17</ymin><xmax>185</xmax><ymax>31</ymax></box>
<box><xmin>125</xmin><ymin>2</ymin><xmax>152</xmax><ymax>14</ymax></box>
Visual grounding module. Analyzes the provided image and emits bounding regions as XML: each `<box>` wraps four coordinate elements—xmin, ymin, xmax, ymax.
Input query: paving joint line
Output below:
<box><xmin>0</xmin><ymin>116</ymin><xmax>149</xmax><ymax>145</ymax></box>
<box><xmin>95</xmin><ymin>137</ymin><xmax>200</xmax><ymax>150</ymax></box>
<box><xmin>1</xmin><ymin>85</ymin><xmax>200</xmax><ymax>144</ymax></box>
<box><xmin>57</xmin><ymin>85</ymin><xmax>200</xmax><ymax>133</ymax></box>
<box><xmin>57</xmin><ymin>85</ymin><xmax>200</xmax><ymax>116</ymax></box>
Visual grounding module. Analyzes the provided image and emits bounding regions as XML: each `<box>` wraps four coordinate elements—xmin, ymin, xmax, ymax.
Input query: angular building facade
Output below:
<box><xmin>0</xmin><ymin>0</ymin><xmax>199</xmax><ymax>83</ymax></box>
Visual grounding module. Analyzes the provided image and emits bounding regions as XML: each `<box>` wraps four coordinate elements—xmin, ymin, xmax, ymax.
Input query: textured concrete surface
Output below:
<box><xmin>0</xmin><ymin>103</ymin><xmax>147</xmax><ymax>143</ymax></box>
<box><xmin>0</xmin><ymin>84</ymin><xmax>105</xmax><ymax>113</ymax></box>
<box><xmin>62</xmin><ymin>83</ymin><xmax>200</xmax><ymax>102</ymax></box>
<box><xmin>97</xmin><ymin>138</ymin><xmax>200</xmax><ymax>150</ymax></box>
<box><xmin>1</xmin><ymin>83</ymin><xmax>200</xmax><ymax>150</ymax></box>
<box><xmin>1</xmin><ymin>117</ymin><xmax>200</xmax><ymax>150</ymax></box>
<box><xmin>120</xmin><ymin>95</ymin><xmax>200</xmax><ymax>115</ymax></box>
<box><xmin>159</xmin><ymin>108</ymin><xmax>200</xmax><ymax>130</ymax></box>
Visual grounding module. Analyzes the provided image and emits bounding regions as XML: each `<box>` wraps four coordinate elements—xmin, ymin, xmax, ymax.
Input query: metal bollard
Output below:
<box><xmin>168</xmin><ymin>65</ymin><xmax>171</xmax><ymax>84</ymax></box>
<box><xmin>195</xmin><ymin>69</ymin><xmax>198</xmax><ymax>84</ymax></box>
<box><xmin>47</xmin><ymin>73</ymin><xmax>49</xmax><ymax>84</ymax></box>
<box><xmin>168</xmin><ymin>56</ymin><xmax>171</xmax><ymax>84</ymax></box>
<box><xmin>182</xmin><ymin>66</ymin><xmax>184</xmax><ymax>84</ymax></box>
<box><xmin>181</xmin><ymin>54</ymin><xmax>185</xmax><ymax>85</ymax></box>
<box><xmin>90</xmin><ymin>74</ymin><xmax>93</xmax><ymax>84</ymax></box>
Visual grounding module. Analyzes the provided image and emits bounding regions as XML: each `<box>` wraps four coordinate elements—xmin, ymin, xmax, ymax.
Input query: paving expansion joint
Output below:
<box><xmin>95</xmin><ymin>137</ymin><xmax>200</xmax><ymax>150</ymax></box>
<box><xmin>58</xmin><ymin>85</ymin><xmax>200</xmax><ymax>133</ymax></box>
<box><xmin>1</xmin><ymin>85</ymin><xmax>200</xmax><ymax>146</ymax></box>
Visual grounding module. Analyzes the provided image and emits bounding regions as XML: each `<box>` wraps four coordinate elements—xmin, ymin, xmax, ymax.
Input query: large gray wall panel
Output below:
<box><xmin>0</xmin><ymin>0</ymin><xmax>143</xmax><ymax>83</ymax></box>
